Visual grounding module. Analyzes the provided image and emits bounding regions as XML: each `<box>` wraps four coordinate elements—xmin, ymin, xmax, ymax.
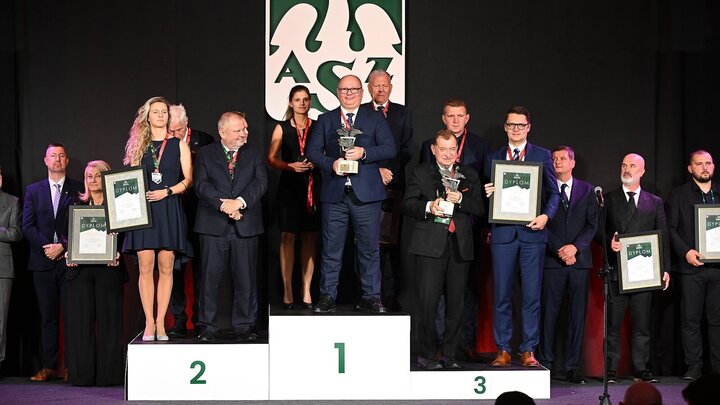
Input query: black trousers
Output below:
<box><xmin>681</xmin><ymin>269</ymin><xmax>720</xmax><ymax>372</ymax></box>
<box><xmin>32</xmin><ymin>263</ymin><xmax>68</xmax><ymax>369</ymax></box>
<box><xmin>66</xmin><ymin>267</ymin><xmax>124</xmax><ymax>386</ymax></box>
<box><xmin>607</xmin><ymin>281</ymin><xmax>652</xmax><ymax>372</ymax></box>
<box><xmin>415</xmin><ymin>234</ymin><xmax>469</xmax><ymax>359</ymax></box>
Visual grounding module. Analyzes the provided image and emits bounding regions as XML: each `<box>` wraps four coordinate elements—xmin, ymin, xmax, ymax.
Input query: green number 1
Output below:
<box><xmin>190</xmin><ymin>360</ymin><xmax>207</xmax><ymax>384</ymax></box>
<box><xmin>474</xmin><ymin>375</ymin><xmax>486</xmax><ymax>394</ymax></box>
<box><xmin>334</xmin><ymin>342</ymin><xmax>345</xmax><ymax>373</ymax></box>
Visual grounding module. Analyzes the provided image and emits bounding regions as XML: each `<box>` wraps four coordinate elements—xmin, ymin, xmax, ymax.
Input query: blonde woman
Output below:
<box><xmin>123</xmin><ymin>96</ymin><xmax>192</xmax><ymax>341</ymax></box>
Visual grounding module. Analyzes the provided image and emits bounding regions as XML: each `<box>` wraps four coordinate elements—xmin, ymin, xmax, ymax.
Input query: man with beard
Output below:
<box><xmin>603</xmin><ymin>153</ymin><xmax>670</xmax><ymax>383</ymax></box>
<box><xmin>666</xmin><ymin>150</ymin><xmax>720</xmax><ymax>380</ymax></box>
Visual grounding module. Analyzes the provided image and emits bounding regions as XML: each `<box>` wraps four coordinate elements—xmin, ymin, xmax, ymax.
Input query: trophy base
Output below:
<box><xmin>438</xmin><ymin>200</ymin><xmax>455</xmax><ymax>217</ymax></box>
<box><xmin>337</xmin><ymin>159</ymin><xmax>358</xmax><ymax>174</ymax></box>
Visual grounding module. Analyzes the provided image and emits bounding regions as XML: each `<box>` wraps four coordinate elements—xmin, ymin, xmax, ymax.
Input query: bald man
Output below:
<box><xmin>619</xmin><ymin>381</ymin><xmax>662</xmax><ymax>405</ymax></box>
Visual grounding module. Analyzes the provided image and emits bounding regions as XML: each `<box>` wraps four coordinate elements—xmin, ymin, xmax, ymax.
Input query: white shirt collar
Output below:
<box><xmin>508</xmin><ymin>141</ymin><xmax>528</xmax><ymax>152</ymax></box>
<box><xmin>48</xmin><ymin>177</ymin><xmax>66</xmax><ymax>189</ymax></box>
<box><xmin>621</xmin><ymin>185</ymin><xmax>642</xmax><ymax>201</ymax></box>
<box><xmin>557</xmin><ymin>176</ymin><xmax>574</xmax><ymax>190</ymax></box>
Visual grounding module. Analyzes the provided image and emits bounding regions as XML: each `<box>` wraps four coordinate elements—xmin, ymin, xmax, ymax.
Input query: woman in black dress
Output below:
<box><xmin>65</xmin><ymin>160</ymin><xmax>124</xmax><ymax>386</ymax></box>
<box><xmin>268</xmin><ymin>85</ymin><xmax>320</xmax><ymax>309</ymax></box>
<box><xmin>123</xmin><ymin>96</ymin><xmax>192</xmax><ymax>341</ymax></box>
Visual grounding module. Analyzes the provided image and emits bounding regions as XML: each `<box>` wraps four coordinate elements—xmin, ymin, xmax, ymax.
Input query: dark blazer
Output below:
<box><xmin>665</xmin><ymin>181</ymin><xmax>720</xmax><ymax>274</ymax></box>
<box><xmin>0</xmin><ymin>190</ymin><xmax>22</xmax><ymax>278</ymax></box>
<box><xmin>194</xmin><ymin>143</ymin><xmax>267</xmax><ymax>237</ymax></box>
<box><xmin>306</xmin><ymin>104</ymin><xmax>396</xmax><ymax>203</ymax></box>
<box><xmin>486</xmin><ymin>143</ymin><xmax>560</xmax><ymax>244</ymax></box>
<box><xmin>545</xmin><ymin>178</ymin><xmax>598</xmax><ymax>269</ymax></box>
<box><xmin>420</xmin><ymin>130</ymin><xmax>491</xmax><ymax>182</ymax></box>
<box><xmin>402</xmin><ymin>162</ymin><xmax>484</xmax><ymax>260</ymax></box>
<box><xmin>604</xmin><ymin>186</ymin><xmax>670</xmax><ymax>277</ymax></box>
<box><xmin>22</xmin><ymin>178</ymin><xmax>83</xmax><ymax>271</ymax></box>
<box><xmin>361</xmin><ymin>101</ymin><xmax>413</xmax><ymax>190</ymax></box>
<box><xmin>187</xmin><ymin>128</ymin><xmax>215</xmax><ymax>155</ymax></box>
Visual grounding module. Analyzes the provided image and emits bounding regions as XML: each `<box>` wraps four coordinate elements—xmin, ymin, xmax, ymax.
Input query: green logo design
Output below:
<box><xmin>706</xmin><ymin>215</ymin><xmax>720</xmax><ymax>231</ymax></box>
<box><xmin>502</xmin><ymin>172</ymin><xmax>531</xmax><ymax>190</ymax></box>
<box><xmin>627</xmin><ymin>242</ymin><xmax>652</xmax><ymax>261</ymax></box>
<box><xmin>79</xmin><ymin>216</ymin><xmax>107</xmax><ymax>233</ymax></box>
<box><xmin>114</xmin><ymin>179</ymin><xmax>139</xmax><ymax>198</ymax></box>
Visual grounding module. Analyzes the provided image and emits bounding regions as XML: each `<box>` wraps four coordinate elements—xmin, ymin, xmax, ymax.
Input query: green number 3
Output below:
<box><xmin>474</xmin><ymin>375</ymin><xmax>486</xmax><ymax>394</ymax></box>
<box><xmin>190</xmin><ymin>360</ymin><xmax>207</xmax><ymax>384</ymax></box>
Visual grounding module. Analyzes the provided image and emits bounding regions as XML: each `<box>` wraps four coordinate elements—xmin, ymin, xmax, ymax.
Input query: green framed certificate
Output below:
<box><xmin>488</xmin><ymin>160</ymin><xmax>543</xmax><ymax>225</ymax></box>
<box><xmin>616</xmin><ymin>231</ymin><xmax>664</xmax><ymax>294</ymax></box>
<box><xmin>67</xmin><ymin>205</ymin><xmax>117</xmax><ymax>264</ymax></box>
<box><xmin>695</xmin><ymin>204</ymin><xmax>720</xmax><ymax>263</ymax></box>
<box><xmin>102</xmin><ymin>166</ymin><xmax>152</xmax><ymax>232</ymax></box>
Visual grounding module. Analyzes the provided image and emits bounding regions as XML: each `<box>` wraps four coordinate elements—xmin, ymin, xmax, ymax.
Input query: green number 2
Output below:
<box><xmin>334</xmin><ymin>342</ymin><xmax>345</xmax><ymax>374</ymax></box>
<box><xmin>190</xmin><ymin>360</ymin><xmax>207</xmax><ymax>384</ymax></box>
<box><xmin>474</xmin><ymin>375</ymin><xmax>486</xmax><ymax>394</ymax></box>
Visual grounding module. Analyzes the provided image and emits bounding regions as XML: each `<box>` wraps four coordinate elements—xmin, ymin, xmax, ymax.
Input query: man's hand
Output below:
<box><xmin>220</xmin><ymin>198</ymin><xmax>243</xmax><ymax>214</ymax></box>
<box><xmin>445</xmin><ymin>190</ymin><xmax>462</xmax><ymax>204</ymax></box>
<box><xmin>527</xmin><ymin>214</ymin><xmax>549</xmax><ymax>231</ymax></box>
<box><xmin>484</xmin><ymin>183</ymin><xmax>495</xmax><ymax>197</ymax></box>
<box><xmin>344</xmin><ymin>146</ymin><xmax>365</xmax><ymax>161</ymax></box>
<box><xmin>333</xmin><ymin>159</ymin><xmax>349</xmax><ymax>176</ymax></box>
<box><xmin>228</xmin><ymin>210</ymin><xmax>243</xmax><ymax>221</ymax></box>
<box><xmin>430</xmin><ymin>198</ymin><xmax>445</xmax><ymax>216</ymax></box>
<box><xmin>43</xmin><ymin>243</ymin><xmax>64</xmax><ymax>261</ymax></box>
<box><xmin>663</xmin><ymin>271</ymin><xmax>671</xmax><ymax>290</ymax></box>
<box><xmin>379</xmin><ymin>168</ymin><xmax>393</xmax><ymax>185</ymax></box>
<box><xmin>610</xmin><ymin>232</ymin><xmax>622</xmax><ymax>252</ymax></box>
<box><xmin>685</xmin><ymin>249</ymin><xmax>705</xmax><ymax>267</ymax></box>
<box><xmin>558</xmin><ymin>244</ymin><xmax>578</xmax><ymax>263</ymax></box>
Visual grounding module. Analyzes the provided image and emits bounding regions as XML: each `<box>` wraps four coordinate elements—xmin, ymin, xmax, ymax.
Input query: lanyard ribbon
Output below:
<box><xmin>295</xmin><ymin>118</ymin><xmax>315</xmax><ymax>213</ymax></box>
<box><xmin>150</xmin><ymin>134</ymin><xmax>170</xmax><ymax>173</ymax></box>
<box><xmin>506</xmin><ymin>146</ymin><xmax>527</xmax><ymax>161</ymax></box>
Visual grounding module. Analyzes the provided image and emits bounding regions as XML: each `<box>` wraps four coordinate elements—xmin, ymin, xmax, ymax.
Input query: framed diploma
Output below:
<box><xmin>488</xmin><ymin>160</ymin><xmax>543</xmax><ymax>225</ymax></box>
<box><xmin>695</xmin><ymin>204</ymin><xmax>720</xmax><ymax>262</ymax></box>
<box><xmin>616</xmin><ymin>231</ymin><xmax>664</xmax><ymax>294</ymax></box>
<box><xmin>67</xmin><ymin>205</ymin><xmax>117</xmax><ymax>264</ymax></box>
<box><xmin>102</xmin><ymin>166</ymin><xmax>152</xmax><ymax>232</ymax></box>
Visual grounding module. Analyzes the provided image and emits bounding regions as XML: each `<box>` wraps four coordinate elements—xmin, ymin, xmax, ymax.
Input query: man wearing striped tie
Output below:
<box><xmin>22</xmin><ymin>143</ymin><xmax>82</xmax><ymax>381</ymax></box>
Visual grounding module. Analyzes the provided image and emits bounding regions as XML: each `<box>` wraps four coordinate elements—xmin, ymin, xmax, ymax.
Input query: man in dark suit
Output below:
<box><xmin>485</xmin><ymin>106</ymin><xmax>560</xmax><ymax>368</ymax></box>
<box><xmin>193</xmin><ymin>111</ymin><xmax>266</xmax><ymax>342</ymax></box>
<box><xmin>402</xmin><ymin>129</ymin><xmax>484</xmax><ymax>369</ymax></box>
<box><xmin>604</xmin><ymin>153</ymin><xmax>670</xmax><ymax>383</ymax></box>
<box><xmin>362</xmin><ymin>69</ymin><xmax>414</xmax><ymax>310</ymax></box>
<box><xmin>537</xmin><ymin>146</ymin><xmax>598</xmax><ymax>384</ymax></box>
<box><xmin>665</xmin><ymin>149</ymin><xmax>719</xmax><ymax>380</ymax></box>
<box><xmin>22</xmin><ymin>143</ymin><xmax>82</xmax><ymax>381</ymax></box>
<box><xmin>306</xmin><ymin>74</ymin><xmax>396</xmax><ymax>313</ymax></box>
<box><xmin>419</xmin><ymin>98</ymin><xmax>491</xmax><ymax>359</ymax></box>
<box><xmin>167</xmin><ymin>103</ymin><xmax>215</xmax><ymax>337</ymax></box>
<box><xmin>0</xmin><ymin>165</ymin><xmax>22</xmax><ymax>377</ymax></box>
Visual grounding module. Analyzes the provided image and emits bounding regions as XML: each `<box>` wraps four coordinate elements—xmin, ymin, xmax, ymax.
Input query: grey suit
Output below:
<box><xmin>0</xmin><ymin>190</ymin><xmax>22</xmax><ymax>367</ymax></box>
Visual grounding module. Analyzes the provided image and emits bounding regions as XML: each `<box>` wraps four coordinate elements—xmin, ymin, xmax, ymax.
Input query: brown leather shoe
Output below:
<box><xmin>491</xmin><ymin>350</ymin><xmax>511</xmax><ymax>367</ymax></box>
<box><xmin>30</xmin><ymin>368</ymin><xmax>57</xmax><ymax>382</ymax></box>
<box><xmin>521</xmin><ymin>351</ymin><xmax>540</xmax><ymax>367</ymax></box>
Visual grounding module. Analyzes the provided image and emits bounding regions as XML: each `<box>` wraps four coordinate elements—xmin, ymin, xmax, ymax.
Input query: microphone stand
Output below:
<box><xmin>597</xmin><ymin>198</ymin><xmax>612</xmax><ymax>405</ymax></box>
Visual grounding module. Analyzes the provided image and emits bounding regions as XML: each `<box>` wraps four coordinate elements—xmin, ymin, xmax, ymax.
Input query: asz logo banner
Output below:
<box><xmin>266</xmin><ymin>0</ymin><xmax>405</xmax><ymax>120</ymax></box>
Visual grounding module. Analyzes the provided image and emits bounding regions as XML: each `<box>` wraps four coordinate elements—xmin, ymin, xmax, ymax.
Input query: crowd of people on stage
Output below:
<box><xmin>0</xmin><ymin>69</ymin><xmax>718</xmax><ymax>389</ymax></box>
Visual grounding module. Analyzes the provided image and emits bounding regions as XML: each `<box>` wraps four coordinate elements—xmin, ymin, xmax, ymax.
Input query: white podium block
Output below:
<box><xmin>269</xmin><ymin>312</ymin><xmax>411</xmax><ymax>400</ymax></box>
<box><xmin>126</xmin><ymin>339</ymin><xmax>269</xmax><ymax>401</ymax></box>
<box><xmin>410</xmin><ymin>368</ymin><xmax>550</xmax><ymax>400</ymax></box>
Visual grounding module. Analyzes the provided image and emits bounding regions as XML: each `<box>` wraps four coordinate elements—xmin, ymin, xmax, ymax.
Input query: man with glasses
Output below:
<box><xmin>0</xmin><ymin>165</ymin><xmax>22</xmax><ymax>379</ymax></box>
<box><xmin>306</xmin><ymin>74</ymin><xmax>396</xmax><ymax>313</ymax></box>
<box><xmin>167</xmin><ymin>104</ymin><xmax>215</xmax><ymax>338</ymax></box>
<box><xmin>484</xmin><ymin>106</ymin><xmax>560</xmax><ymax>368</ymax></box>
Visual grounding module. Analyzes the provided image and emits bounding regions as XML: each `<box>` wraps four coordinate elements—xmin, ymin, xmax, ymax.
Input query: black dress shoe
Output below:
<box><xmin>422</xmin><ymin>359</ymin><xmax>443</xmax><ymax>370</ymax></box>
<box><xmin>237</xmin><ymin>331</ymin><xmax>258</xmax><ymax>342</ymax></box>
<box><xmin>607</xmin><ymin>370</ymin><xmax>617</xmax><ymax>383</ymax></box>
<box><xmin>167</xmin><ymin>324</ymin><xmax>187</xmax><ymax>338</ymax></box>
<box><xmin>634</xmin><ymin>369</ymin><xmax>658</xmax><ymax>383</ymax></box>
<box><xmin>443</xmin><ymin>358</ymin><xmax>461</xmax><ymax>369</ymax></box>
<box><xmin>354</xmin><ymin>297</ymin><xmax>386</xmax><ymax>313</ymax></box>
<box><xmin>314</xmin><ymin>294</ymin><xmax>336</xmax><ymax>313</ymax></box>
<box><xmin>565</xmin><ymin>369</ymin><xmax>586</xmax><ymax>384</ymax></box>
<box><xmin>197</xmin><ymin>330</ymin><xmax>216</xmax><ymax>342</ymax></box>
<box><xmin>682</xmin><ymin>365</ymin><xmax>701</xmax><ymax>381</ymax></box>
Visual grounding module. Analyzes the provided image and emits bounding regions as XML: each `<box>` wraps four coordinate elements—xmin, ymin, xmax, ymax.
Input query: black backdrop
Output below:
<box><xmin>1</xmin><ymin>0</ymin><xmax>719</xmax><ymax>376</ymax></box>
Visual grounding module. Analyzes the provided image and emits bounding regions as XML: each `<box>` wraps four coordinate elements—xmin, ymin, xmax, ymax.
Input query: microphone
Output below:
<box><xmin>594</xmin><ymin>186</ymin><xmax>605</xmax><ymax>208</ymax></box>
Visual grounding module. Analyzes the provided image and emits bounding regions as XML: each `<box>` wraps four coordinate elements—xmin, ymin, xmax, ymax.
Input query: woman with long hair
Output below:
<box><xmin>123</xmin><ymin>96</ymin><xmax>192</xmax><ymax>341</ymax></box>
<box><xmin>267</xmin><ymin>85</ymin><xmax>319</xmax><ymax>309</ymax></box>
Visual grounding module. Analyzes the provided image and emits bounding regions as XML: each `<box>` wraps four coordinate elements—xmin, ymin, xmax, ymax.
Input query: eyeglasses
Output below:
<box><xmin>338</xmin><ymin>88</ymin><xmax>362</xmax><ymax>95</ymax></box>
<box><xmin>505</xmin><ymin>123</ymin><xmax>529</xmax><ymax>130</ymax></box>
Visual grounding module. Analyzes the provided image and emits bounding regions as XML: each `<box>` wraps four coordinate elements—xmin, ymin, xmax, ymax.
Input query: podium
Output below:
<box><xmin>126</xmin><ymin>306</ymin><xmax>550</xmax><ymax>400</ymax></box>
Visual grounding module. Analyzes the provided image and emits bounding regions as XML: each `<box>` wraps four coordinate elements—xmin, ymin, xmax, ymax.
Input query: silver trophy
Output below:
<box><xmin>336</xmin><ymin>127</ymin><xmax>362</xmax><ymax>174</ymax></box>
<box><xmin>437</xmin><ymin>166</ymin><xmax>465</xmax><ymax>217</ymax></box>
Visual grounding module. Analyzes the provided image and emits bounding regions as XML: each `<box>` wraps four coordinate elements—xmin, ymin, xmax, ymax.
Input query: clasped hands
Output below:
<box><xmin>288</xmin><ymin>160</ymin><xmax>314</xmax><ymax>173</ymax></box>
<box><xmin>43</xmin><ymin>243</ymin><xmax>64</xmax><ymax>261</ymax></box>
<box><xmin>430</xmin><ymin>190</ymin><xmax>462</xmax><ymax>217</ymax></box>
<box><xmin>220</xmin><ymin>198</ymin><xmax>243</xmax><ymax>221</ymax></box>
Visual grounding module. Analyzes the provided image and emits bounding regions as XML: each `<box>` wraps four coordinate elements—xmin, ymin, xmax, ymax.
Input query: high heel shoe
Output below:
<box><xmin>282</xmin><ymin>302</ymin><xmax>294</xmax><ymax>310</ymax></box>
<box><xmin>142</xmin><ymin>325</ymin><xmax>156</xmax><ymax>342</ymax></box>
<box><xmin>156</xmin><ymin>324</ymin><xmax>169</xmax><ymax>341</ymax></box>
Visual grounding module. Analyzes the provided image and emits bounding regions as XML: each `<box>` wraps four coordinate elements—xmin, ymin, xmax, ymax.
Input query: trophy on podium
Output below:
<box><xmin>336</xmin><ymin>126</ymin><xmax>363</xmax><ymax>175</ymax></box>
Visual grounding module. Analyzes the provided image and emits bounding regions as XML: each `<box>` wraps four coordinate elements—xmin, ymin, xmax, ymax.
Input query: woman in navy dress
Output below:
<box><xmin>267</xmin><ymin>85</ymin><xmax>320</xmax><ymax>309</ymax></box>
<box><xmin>123</xmin><ymin>96</ymin><xmax>192</xmax><ymax>341</ymax></box>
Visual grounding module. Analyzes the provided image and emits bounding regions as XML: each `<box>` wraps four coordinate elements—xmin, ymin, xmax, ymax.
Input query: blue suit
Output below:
<box><xmin>487</xmin><ymin>143</ymin><xmax>559</xmax><ymax>353</ymax></box>
<box><xmin>306</xmin><ymin>105</ymin><xmax>396</xmax><ymax>299</ymax></box>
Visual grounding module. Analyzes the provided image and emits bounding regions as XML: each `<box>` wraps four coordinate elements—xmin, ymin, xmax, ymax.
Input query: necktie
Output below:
<box><xmin>346</xmin><ymin>112</ymin><xmax>354</xmax><ymax>127</ymax></box>
<box><xmin>377</xmin><ymin>105</ymin><xmax>386</xmax><ymax>118</ymax></box>
<box><xmin>627</xmin><ymin>191</ymin><xmax>637</xmax><ymax>216</ymax></box>
<box><xmin>52</xmin><ymin>184</ymin><xmax>61</xmax><ymax>243</ymax></box>
<box><xmin>225</xmin><ymin>149</ymin><xmax>236</xmax><ymax>178</ymax></box>
<box><xmin>513</xmin><ymin>148</ymin><xmax>520</xmax><ymax>161</ymax></box>
<box><xmin>560</xmin><ymin>183</ymin><xmax>569</xmax><ymax>210</ymax></box>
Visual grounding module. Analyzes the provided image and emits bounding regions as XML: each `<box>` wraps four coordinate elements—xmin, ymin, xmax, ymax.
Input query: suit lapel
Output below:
<box><xmin>214</xmin><ymin>143</ymin><xmax>234</xmax><ymax>183</ymax></box>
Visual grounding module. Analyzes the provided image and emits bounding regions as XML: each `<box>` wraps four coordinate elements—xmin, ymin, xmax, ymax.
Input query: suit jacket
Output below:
<box><xmin>21</xmin><ymin>177</ymin><xmax>83</xmax><ymax>271</ymax></box>
<box><xmin>402</xmin><ymin>162</ymin><xmax>484</xmax><ymax>260</ymax></box>
<box><xmin>420</xmin><ymin>130</ymin><xmax>491</xmax><ymax>182</ymax></box>
<box><xmin>486</xmin><ymin>143</ymin><xmax>560</xmax><ymax>244</ymax></box>
<box><xmin>361</xmin><ymin>101</ymin><xmax>413</xmax><ymax>190</ymax></box>
<box><xmin>604</xmin><ymin>186</ymin><xmax>670</xmax><ymax>278</ymax></box>
<box><xmin>182</xmin><ymin>128</ymin><xmax>215</xmax><ymax>227</ymax></box>
<box><xmin>0</xmin><ymin>190</ymin><xmax>22</xmax><ymax>278</ymax></box>
<box><xmin>306</xmin><ymin>104</ymin><xmax>396</xmax><ymax>203</ymax></box>
<box><xmin>665</xmin><ymin>180</ymin><xmax>720</xmax><ymax>274</ymax></box>
<box><xmin>545</xmin><ymin>178</ymin><xmax>598</xmax><ymax>269</ymax></box>
<box><xmin>194</xmin><ymin>143</ymin><xmax>267</xmax><ymax>237</ymax></box>
<box><xmin>186</xmin><ymin>128</ymin><xmax>215</xmax><ymax>156</ymax></box>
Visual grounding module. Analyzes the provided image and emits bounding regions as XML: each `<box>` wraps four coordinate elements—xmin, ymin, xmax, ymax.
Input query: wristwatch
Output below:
<box><xmin>166</xmin><ymin>187</ymin><xmax>173</xmax><ymax>196</ymax></box>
